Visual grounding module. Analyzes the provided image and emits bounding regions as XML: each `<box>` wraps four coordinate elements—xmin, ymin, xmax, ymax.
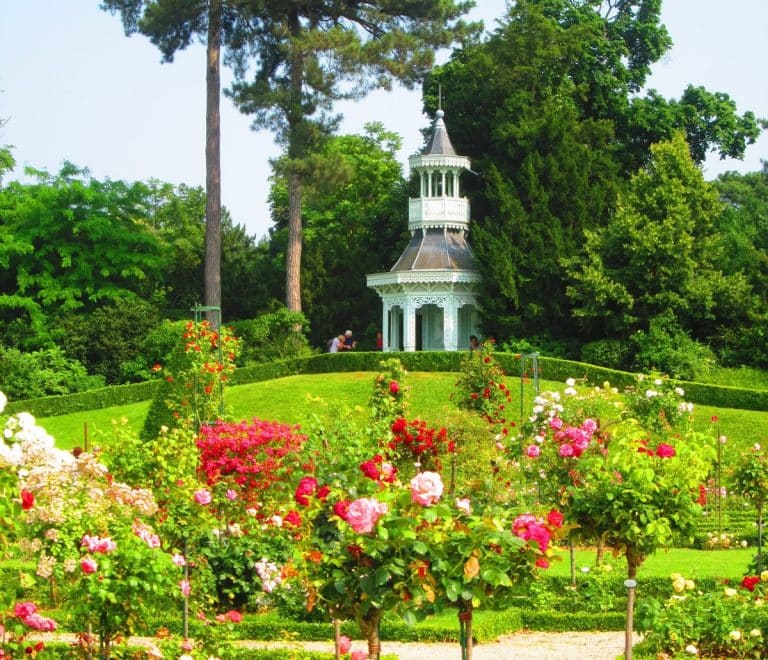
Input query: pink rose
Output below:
<box><xmin>81</xmin><ymin>557</ymin><xmax>98</xmax><ymax>574</ymax></box>
<box><xmin>224</xmin><ymin>610</ymin><xmax>242</xmax><ymax>623</ymax></box>
<box><xmin>339</xmin><ymin>635</ymin><xmax>352</xmax><ymax>654</ymax></box>
<box><xmin>559</xmin><ymin>444</ymin><xmax>574</xmax><ymax>458</ymax></box>
<box><xmin>549</xmin><ymin>417</ymin><xmax>563</xmax><ymax>430</ymax></box>
<box><xmin>22</xmin><ymin>613</ymin><xmax>56</xmax><ymax>632</ymax></box>
<box><xmin>14</xmin><ymin>602</ymin><xmax>37</xmax><ymax>619</ymax></box>
<box><xmin>194</xmin><ymin>489</ymin><xmax>212</xmax><ymax>506</ymax></box>
<box><xmin>225</xmin><ymin>489</ymin><xmax>238</xmax><ymax>500</ymax></box>
<box><xmin>345</xmin><ymin>497</ymin><xmax>388</xmax><ymax>534</ymax></box>
<box><xmin>351</xmin><ymin>651</ymin><xmax>367</xmax><ymax>660</ymax></box>
<box><xmin>410</xmin><ymin>471</ymin><xmax>444</xmax><ymax>507</ymax></box>
<box><xmin>456</xmin><ymin>498</ymin><xmax>471</xmax><ymax>515</ymax></box>
<box><xmin>284</xmin><ymin>510</ymin><xmax>301</xmax><ymax>527</ymax></box>
<box><xmin>656</xmin><ymin>443</ymin><xmax>676</xmax><ymax>458</ymax></box>
<box><xmin>526</xmin><ymin>445</ymin><xmax>541</xmax><ymax>458</ymax></box>
<box><xmin>172</xmin><ymin>553</ymin><xmax>187</xmax><ymax>567</ymax></box>
<box><xmin>389</xmin><ymin>380</ymin><xmax>400</xmax><ymax>394</ymax></box>
<box><xmin>180</xmin><ymin>579</ymin><xmax>191</xmax><ymax>597</ymax></box>
<box><xmin>294</xmin><ymin>476</ymin><xmax>318</xmax><ymax>506</ymax></box>
<box><xmin>581</xmin><ymin>418</ymin><xmax>597</xmax><ymax>434</ymax></box>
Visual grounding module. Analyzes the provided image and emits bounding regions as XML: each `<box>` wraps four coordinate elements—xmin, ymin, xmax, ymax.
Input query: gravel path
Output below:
<box><xmin>35</xmin><ymin>630</ymin><xmax>639</xmax><ymax>659</ymax></box>
<box><xmin>238</xmin><ymin>631</ymin><xmax>640</xmax><ymax>659</ymax></box>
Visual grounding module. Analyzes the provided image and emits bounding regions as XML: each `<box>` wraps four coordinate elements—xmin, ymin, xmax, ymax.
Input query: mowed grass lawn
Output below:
<box><xmin>40</xmin><ymin>372</ymin><xmax>768</xmax><ymax>459</ymax></box>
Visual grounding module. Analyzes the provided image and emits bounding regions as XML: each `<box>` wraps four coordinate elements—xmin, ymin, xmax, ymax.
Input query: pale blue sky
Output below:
<box><xmin>1</xmin><ymin>1</ymin><xmax>766</xmax><ymax>239</ymax></box>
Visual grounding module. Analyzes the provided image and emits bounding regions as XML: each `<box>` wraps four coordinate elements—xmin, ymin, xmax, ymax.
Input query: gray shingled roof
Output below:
<box><xmin>390</xmin><ymin>228</ymin><xmax>478</xmax><ymax>272</ymax></box>
<box><xmin>423</xmin><ymin>110</ymin><xmax>456</xmax><ymax>156</ymax></box>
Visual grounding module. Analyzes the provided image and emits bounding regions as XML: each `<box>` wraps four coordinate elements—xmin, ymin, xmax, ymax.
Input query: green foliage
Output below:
<box><xmin>566</xmin><ymin>133</ymin><xmax>752</xmax><ymax>343</ymax></box>
<box><xmin>631</xmin><ymin>312</ymin><xmax>715</xmax><ymax>381</ymax></box>
<box><xmin>267</xmin><ymin>125</ymin><xmax>410</xmax><ymax>348</ymax></box>
<box><xmin>579</xmin><ymin>339</ymin><xmax>633</xmax><ymax>370</ymax></box>
<box><xmin>230</xmin><ymin>307</ymin><xmax>313</xmax><ymax>365</ymax></box>
<box><xmin>731</xmin><ymin>444</ymin><xmax>768</xmax><ymax>510</ymax></box>
<box><xmin>56</xmin><ymin>295</ymin><xmax>163</xmax><ymax>384</ymax></box>
<box><xmin>635</xmin><ymin>575</ymin><xmax>768</xmax><ymax>658</ymax></box>
<box><xmin>0</xmin><ymin>345</ymin><xmax>104</xmax><ymax>400</ymax></box>
<box><xmin>0</xmin><ymin>163</ymin><xmax>167</xmax><ymax>318</ymax></box>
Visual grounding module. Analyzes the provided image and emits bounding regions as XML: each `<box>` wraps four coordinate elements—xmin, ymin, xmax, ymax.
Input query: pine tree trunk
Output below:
<box><xmin>204</xmin><ymin>0</ymin><xmax>222</xmax><ymax>319</ymax></box>
<box><xmin>286</xmin><ymin>169</ymin><xmax>302</xmax><ymax>312</ymax></box>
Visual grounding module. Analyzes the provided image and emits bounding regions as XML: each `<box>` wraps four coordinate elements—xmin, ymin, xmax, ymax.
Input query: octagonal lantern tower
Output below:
<box><xmin>367</xmin><ymin>109</ymin><xmax>481</xmax><ymax>352</ymax></box>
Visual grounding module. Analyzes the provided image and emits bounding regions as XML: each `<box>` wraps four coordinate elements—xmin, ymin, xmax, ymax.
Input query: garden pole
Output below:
<box><xmin>182</xmin><ymin>539</ymin><xmax>189</xmax><ymax>640</ymax></box>
<box><xmin>334</xmin><ymin>619</ymin><xmax>341</xmax><ymax>660</ymax></box>
<box><xmin>759</xmin><ymin>504</ymin><xmax>764</xmax><ymax>574</ymax></box>
<box><xmin>624</xmin><ymin>579</ymin><xmax>637</xmax><ymax>660</ymax></box>
<box><xmin>569</xmin><ymin>536</ymin><xmax>576</xmax><ymax>588</ymax></box>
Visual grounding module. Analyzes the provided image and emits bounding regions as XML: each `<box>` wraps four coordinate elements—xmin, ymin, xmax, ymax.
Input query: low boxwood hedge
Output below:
<box><xmin>7</xmin><ymin>351</ymin><xmax>768</xmax><ymax>419</ymax></box>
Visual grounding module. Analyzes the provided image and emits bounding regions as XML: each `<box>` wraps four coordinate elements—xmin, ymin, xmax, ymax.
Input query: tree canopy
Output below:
<box><xmin>226</xmin><ymin>0</ymin><xmax>480</xmax><ymax>313</ymax></box>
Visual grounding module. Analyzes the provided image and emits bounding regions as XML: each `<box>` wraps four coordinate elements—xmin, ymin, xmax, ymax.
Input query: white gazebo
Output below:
<box><xmin>367</xmin><ymin>109</ymin><xmax>481</xmax><ymax>352</ymax></box>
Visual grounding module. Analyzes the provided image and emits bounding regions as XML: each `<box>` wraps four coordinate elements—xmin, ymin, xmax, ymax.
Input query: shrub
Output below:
<box><xmin>57</xmin><ymin>296</ymin><xmax>163</xmax><ymax>384</ymax></box>
<box><xmin>580</xmin><ymin>339</ymin><xmax>633</xmax><ymax>370</ymax></box>
<box><xmin>635</xmin><ymin>574</ymin><xmax>768</xmax><ymax>658</ymax></box>
<box><xmin>631</xmin><ymin>311</ymin><xmax>715</xmax><ymax>381</ymax></box>
<box><xmin>452</xmin><ymin>340</ymin><xmax>513</xmax><ymax>434</ymax></box>
<box><xmin>141</xmin><ymin>321</ymin><xmax>239</xmax><ymax>440</ymax></box>
<box><xmin>0</xmin><ymin>346</ymin><xmax>104</xmax><ymax>400</ymax></box>
<box><xmin>231</xmin><ymin>307</ymin><xmax>314</xmax><ymax>366</ymax></box>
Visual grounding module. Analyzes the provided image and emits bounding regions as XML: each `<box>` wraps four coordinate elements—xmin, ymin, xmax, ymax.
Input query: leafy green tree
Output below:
<box><xmin>0</xmin><ymin>164</ymin><xmax>167</xmax><ymax>349</ymax></box>
<box><xmin>565</xmin><ymin>132</ymin><xmax>753</xmax><ymax>342</ymax></box>
<box><xmin>429</xmin><ymin>4</ymin><xmax>621</xmax><ymax>341</ymax></box>
<box><xmin>227</xmin><ymin>1</ymin><xmax>478</xmax><ymax>313</ymax></box>
<box><xmin>428</xmin><ymin>0</ymin><xmax>762</xmax><ymax>343</ymax></box>
<box><xmin>0</xmin><ymin>146</ymin><xmax>13</xmax><ymax>188</ymax></box>
<box><xmin>710</xmin><ymin>164</ymin><xmax>768</xmax><ymax>366</ymax></box>
<box><xmin>267</xmin><ymin>123</ymin><xmax>409</xmax><ymax>347</ymax></box>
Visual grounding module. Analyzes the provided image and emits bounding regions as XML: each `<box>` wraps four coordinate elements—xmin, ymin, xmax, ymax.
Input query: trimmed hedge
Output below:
<box><xmin>7</xmin><ymin>351</ymin><xmax>768</xmax><ymax>419</ymax></box>
<box><xmin>520</xmin><ymin>610</ymin><xmax>625</xmax><ymax>631</ymax></box>
<box><xmin>4</xmin><ymin>380</ymin><xmax>160</xmax><ymax>418</ymax></box>
<box><xmin>148</xmin><ymin>608</ymin><xmax>522</xmax><ymax>644</ymax></box>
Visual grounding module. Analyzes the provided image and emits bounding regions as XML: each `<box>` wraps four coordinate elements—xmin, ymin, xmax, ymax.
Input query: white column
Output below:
<box><xmin>403</xmin><ymin>300</ymin><xmax>417</xmax><ymax>352</ymax></box>
<box><xmin>382</xmin><ymin>304</ymin><xmax>390</xmax><ymax>352</ymax></box>
<box><xmin>444</xmin><ymin>297</ymin><xmax>458</xmax><ymax>352</ymax></box>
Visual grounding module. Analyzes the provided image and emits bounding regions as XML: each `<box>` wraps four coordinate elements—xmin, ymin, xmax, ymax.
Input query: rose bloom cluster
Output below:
<box><xmin>196</xmin><ymin>419</ymin><xmax>306</xmax><ymax>498</ymax></box>
<box><xmin>526</xmin><ymin>416</ymin><xmax>598</xmax><ymax>459</ymax></box>
<box><xmin>512</xmin><ymin>510</ymin><xmax>564</xmax><ymax>568</ymax></box>
<box><xmin>637</xmin><ymin>440</ymin><xmax>676</xmax><ymax>458</ymax></box>
<box><xmin>389</xmin><ymin>417</ymin><xmax>455</xmax><ymax>462</ymax></box>
<box><xmin>13</xmin><ymin>602</ymin><xmax>56</xmax><ymax>632</ymax></box>
<box><xmin>359</xmin><ymin>454</ymin><xmax>397</xmax><ymax>484</ymax></box>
